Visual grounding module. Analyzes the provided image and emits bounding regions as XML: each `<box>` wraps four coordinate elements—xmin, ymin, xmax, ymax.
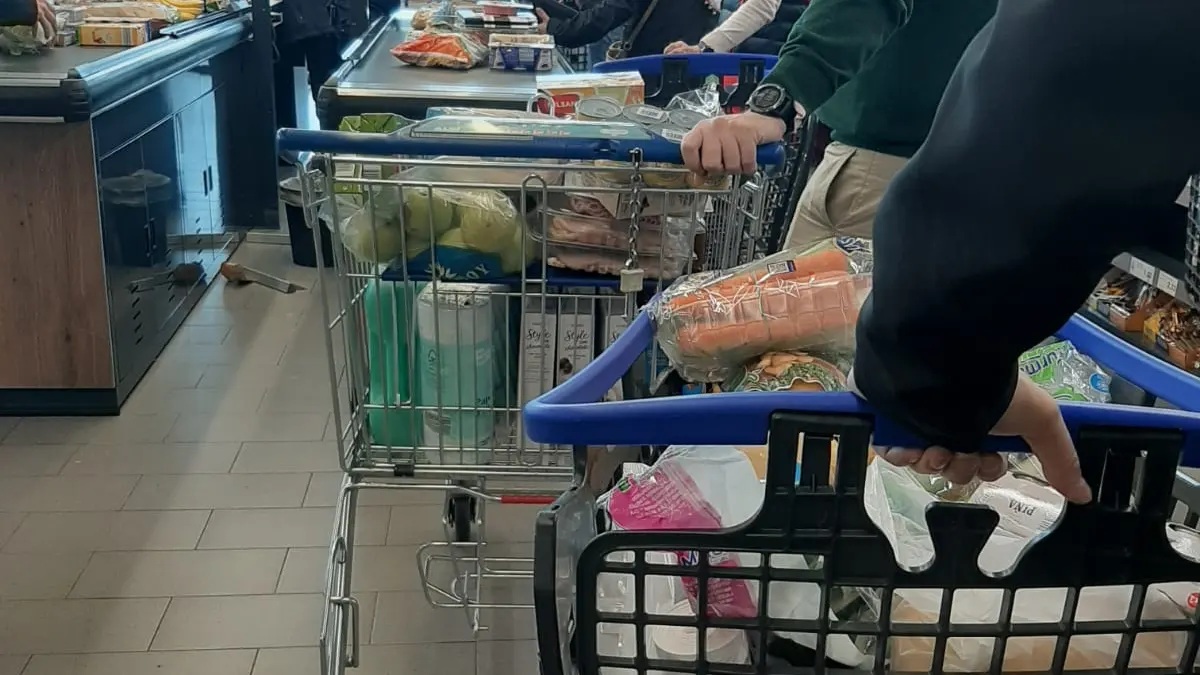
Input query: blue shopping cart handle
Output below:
<box><xmin>523</xmin><ymin>312</ymin><xmax>1200</xmax><ymax>465</ymax></box>
<box><xmin>593</xmin><ymin>53</ymin><xmax>778</xmax><ymax>77</ymax></box>
<box><xmin>276</xmin><ymin>124</ymin><xmax>786</xmax><ymax>167</ymax></box>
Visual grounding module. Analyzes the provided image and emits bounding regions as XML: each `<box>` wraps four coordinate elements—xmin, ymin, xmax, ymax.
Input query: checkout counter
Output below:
<box><xmin>317</xmin><ymin>7</ymin><xmax>569</xmax><ymax>126</ymax></box>
<box><xmin>0</xmin><ymin>7</ymin><xmax>277</xmax><ymax>414</ymax></box>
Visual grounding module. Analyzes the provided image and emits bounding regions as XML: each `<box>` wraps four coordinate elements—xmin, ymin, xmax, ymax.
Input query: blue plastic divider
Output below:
<box><xmin>523</xmin><ymin>311</ymin><xmax>1200</xmax><ymax>466</ymax></box>
<box><xmin>592</xmin><ymin>53</ymin><xmax>777</xmax><ymax>77</ymax></box>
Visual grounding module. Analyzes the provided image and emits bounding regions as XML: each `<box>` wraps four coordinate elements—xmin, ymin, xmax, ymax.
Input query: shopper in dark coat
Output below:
<box><xmin>737</xmin><ymin>0</ymin><xmax>805</xmax><ymax>54</ymax></box>
<box><xmin>274</xmin><ymin>0</ymin><xmax>351</xmax><ymax>132</ymax></box>
<box><xmin>533</xmin><ymin>0</ymin><xmax>718</xmax><ymax>59</ymax></box>
<box><xmin>0</xmin><ymin>0</ymin><xmax>55</xmax><ymax>37</ymax></box>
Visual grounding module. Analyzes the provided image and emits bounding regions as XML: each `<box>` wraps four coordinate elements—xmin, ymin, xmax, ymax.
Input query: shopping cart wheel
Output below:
<box><xmin>445</xmin><ymin>493</ymin><xmax>477</xmax><ymax>543</ymax></box>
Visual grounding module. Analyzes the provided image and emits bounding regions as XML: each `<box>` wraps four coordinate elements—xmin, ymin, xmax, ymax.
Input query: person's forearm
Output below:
<box><xmin>854</xmin><ymin>0</ymin><xmax>1200</xmax><ymax>451</ymax></box>
<box><xmin>699</xmin><ymin>0</ymin><xmax>779</xmax><ymax>52</ymax></box>
<box><xmin>761</xmin><ymin>0</ymin><xmax>909</xmax><ymax>113</ymax></box>
<box><xmin>0</xmin><ymin>0</ymin><xmax>37</xmax><ymax>26</ymax></box>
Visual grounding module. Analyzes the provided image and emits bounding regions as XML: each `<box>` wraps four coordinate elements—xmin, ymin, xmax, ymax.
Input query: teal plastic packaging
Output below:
<box><xmin>362</xmin><ymin>279</ymin><xmax>424</xmax><ymax>448</ymax></box>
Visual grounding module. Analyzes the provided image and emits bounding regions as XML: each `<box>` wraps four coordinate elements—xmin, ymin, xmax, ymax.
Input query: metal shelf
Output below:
<box><xmin>1112</xmin><ymin>252</ymin><xmax>1193</xmax><ymax>307</ymax></box>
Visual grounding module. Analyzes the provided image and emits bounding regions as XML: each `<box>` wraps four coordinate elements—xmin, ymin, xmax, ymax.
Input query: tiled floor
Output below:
<box><xmin>0</xmin><ymin>244</ymin><xmax>540</xmax><ymax>675</ymax></box>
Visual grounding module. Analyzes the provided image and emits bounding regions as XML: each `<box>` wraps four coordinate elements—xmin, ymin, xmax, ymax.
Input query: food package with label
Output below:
<box><xmin>545</xmin><ymin>243</ymin><xmax>692</xmax><ymax>280</ymax></box>
<box><xmin>331</xmin><ymin>113</ymin><xmax>417</xmax><ymax>193</ymax></box>
<box><xmin>651</xmin><ymin>241</ymin><xmax>872</xmax><ymax>383</ymax></box>
<box><xmin>532</xmin><ymin>206</ymin><xmax>693</xmax><ymax>257</ymax></box>
<box><xmin>488</xmin><ymin>32</ymin><xmax>554</xmax><ymax>71</ymax></box>
<box><xmin>564</xmin><ymin>169</ymin><xmax>701</xmax><ymax>219</ymax></box>
<box><xmin>724</xmin><ymin>351</ymin><xmax>848</xmax><ymax>394</ymax></box>
<box><xmin>338</xmin><ymin>181</ymin><xmax>535</xmax><ymax>278</ymax></box>
<box><xmin>78</xmin><ymin>20</ymin><xmax>151</xmax><ymax>46</ymax></box>
<box><xmin>391</xmin><ymin>30</ymin><xmax>488</xmax><ymax>69</ymax></box>
<box><xmin>78</xmin><ymin>2</ymin><xmax>179</xmax><ymax>21</ymax></box>
<box><xmin>534</xmin><ymin>71</ymin><xmax>645</xmax><ymax>117</ymax></box>
<box><xmin>1019</xmin><ymin>340</ymin><xmax>1112</xmax><ymax>403</ymax></box>
<box><xmin>405</xmin><ymin>112</ymin><xmax>568</xmax><ymax>185</ymax></box>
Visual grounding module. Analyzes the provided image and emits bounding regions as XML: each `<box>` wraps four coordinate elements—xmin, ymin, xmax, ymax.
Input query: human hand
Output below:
<box><xmin>36</xmin><ymin>0</ymin><xmax>56</xmax><ymax>39</ymax></box>
<box><xmin>535</xmin><ymin>8</ymin><xmax>549</xmax><ymax>34</ymax></box>
<box><xmin>681</xmin><ymin>112</ymin><xmax>785</xmax><ymax>176</ymax></box>
<box><xmin>664</xmin><ymin>41</ymin><xmax>701</xmax><ymax>54</ymax></box>
<box><xmin>874</xmin><ymin>373</ymin><xmax>1092</xmax><ymax>504</ymax></box>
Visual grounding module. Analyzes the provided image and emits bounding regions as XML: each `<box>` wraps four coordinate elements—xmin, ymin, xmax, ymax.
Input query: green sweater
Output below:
<box><xmin>763</xmin><ymin>0</ymin><xmax>997</xmax><ymax>158</ymax></box>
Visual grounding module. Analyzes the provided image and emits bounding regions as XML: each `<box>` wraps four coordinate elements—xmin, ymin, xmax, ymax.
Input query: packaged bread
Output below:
<box><xmin>652</xmin><ymin>243</ymin><xmax>872</xmax><ymax>383</ymax></box>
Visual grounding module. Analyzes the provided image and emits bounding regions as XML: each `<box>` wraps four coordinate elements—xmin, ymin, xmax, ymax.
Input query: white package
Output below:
<box><xmin>555</xmin><ymin>295</ymin><xmax>595</xmax><ymax>386</ymax></box>
<box><xmin>517</xmin><ymin>296</ymin><xmax>556</xmax><ymax>448</ymax></box>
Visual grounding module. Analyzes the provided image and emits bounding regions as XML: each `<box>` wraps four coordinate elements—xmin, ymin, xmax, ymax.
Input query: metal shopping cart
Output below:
<box><xmin>276</xmin><ymin>122</ymin><xmax>785</xmax><ymax>675</ymax></box>
<box><xmin>593</xmin><ymin>53</ymin><xmax>811</xmax><ymax>265</ymax></box>
<box><xmin>525</xmin><ymin>309</ymin><xmax>1200</xmax><ymax>675</ymax></box>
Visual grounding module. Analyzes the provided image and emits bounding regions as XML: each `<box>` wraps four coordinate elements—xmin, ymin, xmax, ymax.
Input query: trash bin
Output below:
<box><xmin>280</xmin><ymin>174</ymin><xmax>334</xmax><ymax>268</ymax></box>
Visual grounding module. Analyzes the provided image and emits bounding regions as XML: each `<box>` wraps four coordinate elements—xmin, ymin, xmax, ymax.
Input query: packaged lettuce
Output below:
<box><xmin>1019</xmin><ymin>341</ymin><xmax>1111</xmax><ymax>403</ymax></box>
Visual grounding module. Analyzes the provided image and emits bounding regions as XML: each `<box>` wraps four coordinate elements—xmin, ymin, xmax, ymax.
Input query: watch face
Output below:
<box><xmin>750</xmin><ymin>85</ymin><xmax>783</xmax><ymax>113</ymax></box>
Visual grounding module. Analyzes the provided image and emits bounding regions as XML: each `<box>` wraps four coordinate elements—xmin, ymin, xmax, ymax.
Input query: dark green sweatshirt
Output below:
<box><xmin>762</xmin><ymin>0</ymin><xmax>996</xmax><ymax>158</ymax></box>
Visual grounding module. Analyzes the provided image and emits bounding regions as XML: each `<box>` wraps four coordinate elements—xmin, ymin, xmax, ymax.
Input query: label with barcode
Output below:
<box><xmin>1128</xmin><ymin>256</ymin><xmax>1157</xmax><ymax>284</ymax></box>
<box><xmin>1157</xmin><ymin>271</ymin><xmax>1180</xmax><ymax>296</ymax></box>
<box><xmin>641</xmin><ymin>107</ymin><xmax>668</xmax><ymax>121</ymax></box>
<box><xmin>659</xmin><ymin>127</ymin><xmax>685</xmax><ymax>143</ymax></box>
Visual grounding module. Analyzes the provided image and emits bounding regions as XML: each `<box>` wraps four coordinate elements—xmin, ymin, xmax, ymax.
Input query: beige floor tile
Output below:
<box><xmin>0</xmin><ymin>514</ymin><xmax>24</xmax><ymax>549</ymax></box>
<box><xmin>168</xmin><ymin>412</ymin><xmax>331</xmax><ymax>444</ymax></box>
<box><xmin>0</xmin><ymin>598</ymin><xmax>168</xmax><ymax>653</ymax></box>
<box><xmin>4</xmin><ymin>511</ymin><xmax>208</xmax><ymax>553</ymax></box>
<box><xmin>277</xmin><ymin>545</ymin><xmax>423</xmax><ymax>595</ymax></box>
<box><xmin>172</xmin><ymin>324</ymin><xmax>234</xmax><ymax>345</ymax></box>
<box><xmin>198</xmin><ymin>506</ymin><xmax>388</xmax><ymax>550</ymax></box>
<box><xmin>476</xmin><ymin>639</ymin><xmax>539</xmax><ymax>675</ymax></box>
<box><xmin>0</xmin><ymin>552</ymin><xmax>91</xmax><ymax>600</ymax></box>
<box><xmin>232</xmin><ymin>441</ymin><xmax>340</xmax><ymax>473</ymax></box>
<box><xmin>0</xmin><ymin>656</ymin><xmax>26</xmax><ymax>675</ymax></box>
<box><xmin>124</xmin><ymin>473</ymin><xmax>309</xmax><ymax>510</ymax></box>
<box><xmin>152</xmin><ymin>593</ymin><xmax>371</xmax><ymax>651</ymax></box>
<box><xmin>258</xmin><ymin>385</ymin><xmax>338</xmax><ymax>414</ymax></box>
<box><xmin>61</xmin><ymin>443</ymin><xmax>241</xmax><ymax>475</ymax></box>
<box><xmin>0</xmin><ymin>445</ymin><xmax>78</xmax><ymax>476</ymax></box>
<box><xmin>70</xmin><ymin>549</ymin><xmax>286</xmax><ymax>599</ymax></box>
<box><xmin>385</xmin><ymin>505</ymin><xmax>449</xmax><ymax>545</ymax></box>
<box><xmin>0</xmin><ymin>418</ymin><xmax>17</xmax><ymax>443</ymax></box>
<box><xmin>23</xmin><ymin>650</ymin><xmax>256</xmax><ymax>675</ymax></box>
<box><xmin>2</xmin><ymin>415</ymin><xmax>178</xmax><ymax>446</ymax></box>
<box><xmin>0</xmin><ymin>475</ymin><xmax>139</xmax><ymax>512</ymax></box>
<box><xmin>121</xmin><ymin>385</ymin><xmax>268</xmax><ymax>415</ymax></box>
<box><xmin>371</xmin><ymin>591</ymin><xmax>534</xmax><ymax>644</ymax></box>
<box><xmin>250</xmin><ymin>647</ymin><xmax>319</xmax><ymax>675</ymax></box>
<box><xmin>160</xmin><ymin>341</ymin><xmax>290</xmax><ymax>368</ymax></box>
<box><xmin>134</xmin><ymin>360</ymin><xmax>208</xmax><ymax>391</ymax></box>
<box><xmin>196</xmin><ymin>364</ymin><xmax>287</xmax><ymax>390</ymax></box>
<box><xmin>304</xmin><ymin>474</ymin><xmax>444</xmax><ymax>509</ymax></box>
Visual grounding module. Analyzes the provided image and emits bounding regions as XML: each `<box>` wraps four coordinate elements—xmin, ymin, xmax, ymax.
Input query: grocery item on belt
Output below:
<box><xmin>488</xmin><ymin>33</ymin><xmax>554</xmax><ymax>71</ymax></box>
<box><xmin>535</xmin><ymin>71</ymin><xmax>645</xmax><ymax>117</ymax></box>
<box><xmin>1018</xmin><ymin>340</ymin><xmax>1111</xmax><ymax>403</ymax></box>
<box><xmin>668</xmin><ymin>109</ymin><xmax>708</xmax><ymax>132</ymax></box>
<box><xmin>621</xmin><ymin>103</ymin><xmax>670</xmax><ymax>126</ymax></box>
<box><xmin>391</xmin><ymin>31</ymin><xmax>489</xmax><ymax>69</ymax></box>
<box><xmin>724</xmin><ymin>351</ymin><xmax>848</xmax><ymax>393</ymax></box>
<box><xmin>652</xmin><ymin>243</ymin><xmax>871</xmax><ymax>382</ymax></box>
<box><xmin>575</xmin><ymin>96</ymin><xmax>623</xmax><ymax>121</ymax></box>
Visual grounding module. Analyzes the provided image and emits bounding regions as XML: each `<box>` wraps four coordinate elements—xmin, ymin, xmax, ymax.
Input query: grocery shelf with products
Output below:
<box><xmin>0</xmin><ymin>0</ymin><xmax>278</xmax><ymax>414</ymax></box>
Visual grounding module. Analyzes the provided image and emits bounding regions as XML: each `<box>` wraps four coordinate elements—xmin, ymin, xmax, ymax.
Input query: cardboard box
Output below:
<box><xmin>535</xmin><ymin>71</ymin><xmax>644</xmax><ymax>117</ymax></box>
<box><xmin>79</xmin><ymin>21</ymin><xmax>150</xmax><ymax>46</ymax></box>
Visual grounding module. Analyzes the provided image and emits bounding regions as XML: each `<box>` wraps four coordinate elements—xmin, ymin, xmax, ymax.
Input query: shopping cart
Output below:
<box><xmin>592</xmin><ymin>53</ymin><xmax>809</xmax><ymax>267</ymax></box>
<box><xmin>276</xmin><ymin>123</ymin><xmax>785</xmax><ymax>675</ymax></box>
<box><xmin>525</xmin><ymin>309</ymin><xmax>1200</xmax><ymax>675</ymax></box>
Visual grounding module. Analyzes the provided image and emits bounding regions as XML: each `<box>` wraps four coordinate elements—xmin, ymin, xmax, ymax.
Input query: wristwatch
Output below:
<box><xmin>747</xmin><ymin>83</ymin><xmax>797</xmax><ymax>133</ymax></box>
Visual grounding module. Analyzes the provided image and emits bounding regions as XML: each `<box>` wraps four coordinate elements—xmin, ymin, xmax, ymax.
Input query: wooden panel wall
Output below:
<box><xmin>0</xmin><ymin>123</ymin><xmax>114</xmax><ymax>389</ymax></box>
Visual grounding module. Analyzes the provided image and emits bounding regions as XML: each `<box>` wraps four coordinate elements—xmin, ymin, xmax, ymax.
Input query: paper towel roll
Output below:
<box><xmin>647</xmin><ymin>601</ymin><xmax>749</xmax><ymax>667</ymax></box>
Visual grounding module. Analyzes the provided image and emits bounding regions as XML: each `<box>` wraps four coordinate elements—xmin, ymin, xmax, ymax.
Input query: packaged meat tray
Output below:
<box><xmin>533</xmin><ymin>208</ymin><xmax>696</xmax><ymax>256</ymax></box>
<box><xmin>545</xmin><ymin>242</ymin><xmax>693</xmax><ymax>280</ymax></box>
<box><xmin>651</xmin><ymin>242</ymin><xmax>873</xmax><ymax>382</ymax></box>
<box><xmin>564</xmin><ymin>169</ymin><xmax>701</xmax><ymax>218</ymax></box>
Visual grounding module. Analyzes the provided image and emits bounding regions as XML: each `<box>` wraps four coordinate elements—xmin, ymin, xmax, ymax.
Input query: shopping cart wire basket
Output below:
<box><xmin>526</xmin><ymin>309</ymin><xmax>1200</xmax><ymax>675</ymax></box>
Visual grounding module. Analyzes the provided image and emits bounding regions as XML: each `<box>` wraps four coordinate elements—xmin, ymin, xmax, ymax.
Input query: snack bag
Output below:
<box><xmin>391</xmin><ymin>31</ymin><xmax>488</xmax><ymax>69</ymax></box>
<box><xmin>1018</xmin><ymin>340</ymin><xmax>1111</xmax><ymax>403</ymax></box>
<box><xmin>725</xmin><ymin>351</ymin><xmax>848</xmax><ymax>393</ymax></box>
<box><xmin>652</xmin><ymin>241</ymin><xmax>871</xmax><ymax>382</ymax></box>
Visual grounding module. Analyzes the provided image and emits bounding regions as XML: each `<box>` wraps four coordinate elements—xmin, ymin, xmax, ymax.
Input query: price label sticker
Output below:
<box><xmin>1157</xmin><ymin>272</ymin><xmax>1180</xmax><ymax>297</ymax></box>
<box><xmin>1128</xmin><ymin>257</ymin><xmax>1157</xmax><ymax>285</ymax></box>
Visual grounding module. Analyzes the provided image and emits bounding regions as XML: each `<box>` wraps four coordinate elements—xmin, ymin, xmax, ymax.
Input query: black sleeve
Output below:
<box><xmin>0</xmin><ymin>0</ymin><xmax>37</xmax><ymax>26</ymax></box>
<box><xmin>542</xmin><ymin>0</ymin><xmax>638</xmax><ymax>48</ymax></box>
<box><xmin>854</xmin><ymin>0</ymin><xmax>1200</xmax><ymax>452</ymax></box>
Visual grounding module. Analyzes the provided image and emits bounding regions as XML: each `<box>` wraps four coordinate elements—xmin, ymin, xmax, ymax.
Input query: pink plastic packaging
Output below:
<box><xmin>606</xmin><ymin>460</ymin><xmax>757</xmax><ymax>619</ymax></box>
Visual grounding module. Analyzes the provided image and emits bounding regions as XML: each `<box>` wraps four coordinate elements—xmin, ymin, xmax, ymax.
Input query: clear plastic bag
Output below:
<box><xmin>1019</xmin><ymin>339</ymin><xmax>1112</xmax><ymax>403</ymax></box>
<box><xmin>666</xmin><ymin>75</ymin><xmax>723</xmax><ymax>120</ymax></box>
<box><xmin>652</xmin><ymin>241</ymin><xmax>872</xmax><ymax>383</ymax></box>
<box><xmin>391</xmin><ymin>30</ymin><xmax>488</xmax><ymax>69</ymax></box>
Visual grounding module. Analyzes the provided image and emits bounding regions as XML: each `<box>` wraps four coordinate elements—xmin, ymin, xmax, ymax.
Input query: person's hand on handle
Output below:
<box><xmin>664</xmin><ymin>41</ymin><xmax>701</xmax><ymax>54</ymax></box>
<box><xmin>681</xmin><ymin>112</ymin><xmax>785</xmax><ymax>176</ymax></box>
<box><xmin>873</xmin><ymin>373</ymin><xmax>1092</xmax><ymax>504</ymax></box>
<box><xmin>535</xmin><ymin>7</ymin><xmax>549</xmax><ymax>33</ymax></box>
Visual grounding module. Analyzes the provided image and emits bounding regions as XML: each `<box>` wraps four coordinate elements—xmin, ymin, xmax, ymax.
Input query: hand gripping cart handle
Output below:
<box><xmin>277</xmin><ymin>123</ymin><xmax>787</xmax><ymax>167</ymax></box>
<box><xmin>525</xmin><ymin>310</ymin><xmax>1200</xmax><ymax>675</ymax></box>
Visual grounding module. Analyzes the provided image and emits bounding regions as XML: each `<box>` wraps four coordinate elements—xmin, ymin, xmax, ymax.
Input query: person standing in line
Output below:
<box><xmin>274</xmin><ymin>0</ymin><xmax>350</xmax><ymax>136</ymax></box>
<box><xmin>533</xmin><ymin>0</ymin><xmax>719</xmax><ymax>60</ymax></box>
<box><xmin>664</xmin><ymin>0</ymin><xmax>805</xmax><ymax>56</ymax></box>
<box><xmin>681</xmin><ymin>0</ymin><xmax>998</xmax><ymax>250</ymax></box>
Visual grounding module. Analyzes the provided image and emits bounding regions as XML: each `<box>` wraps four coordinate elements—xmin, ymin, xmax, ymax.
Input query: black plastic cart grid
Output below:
<box><xmin>527</xmin><ymin>309</ymin><xmax>1200</xmax><ymax>675</ymax></box>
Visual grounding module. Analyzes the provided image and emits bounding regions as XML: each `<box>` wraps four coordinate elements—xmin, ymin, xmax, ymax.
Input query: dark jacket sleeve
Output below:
<box><xmin>0</xmin><ymin>0</ymin><xmax>37</xmax><ymax>26</ymax></box>
<box><xmin>541</xmin><ymin>0</ymin><xmax>638</xmax><ymax>48</ymax></box>
<box><xmin>853</xmin><ymin>0</ymin><xmax>1200</xmax><ymax>452</ymax></box>
<box><xmin>760</xmin><ymin>0</ymin><xmax>909</xmax><ymax>113</ymax></box>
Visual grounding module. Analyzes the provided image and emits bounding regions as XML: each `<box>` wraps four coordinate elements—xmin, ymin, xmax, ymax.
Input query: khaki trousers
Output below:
<box><xmin>784</xmin><ymin>142</ymin><xmax>909</xmax><ymax>250</ymax></box>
